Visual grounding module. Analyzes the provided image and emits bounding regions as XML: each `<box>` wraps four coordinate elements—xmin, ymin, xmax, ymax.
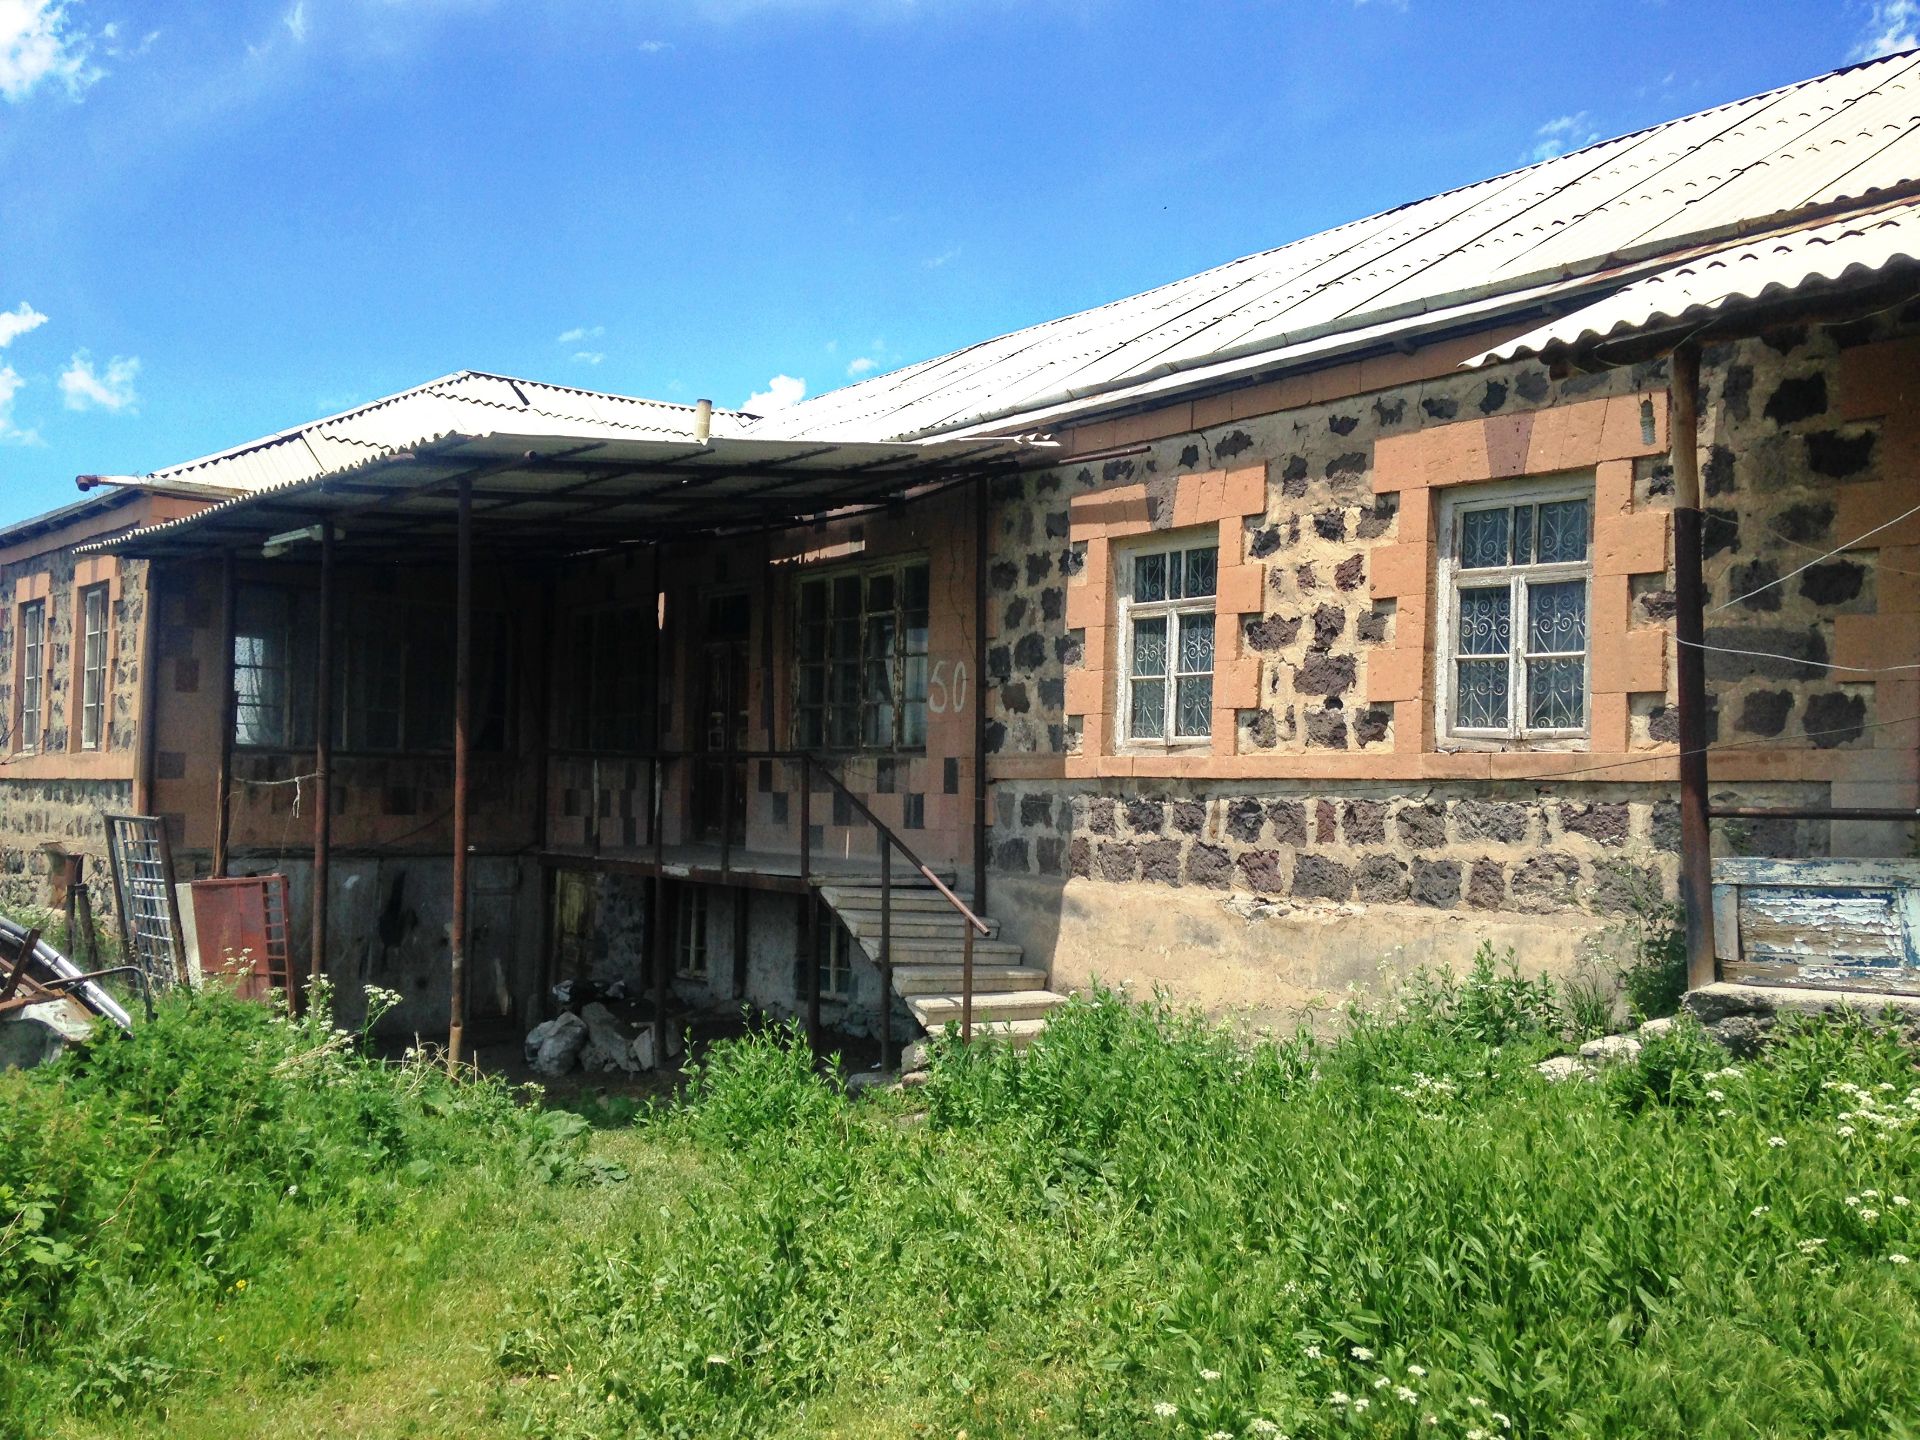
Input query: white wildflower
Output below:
<box><xmin>1208</xmin><ymin>1432</ymin><xmax>1235</xmax><ymax>1440</ymax></box>
<box><xmin>1153</xmin><ymin>1401</ymin><xmax>1178</xmax><ymax>1419</ymax></box>
<box><xmin>1863</xmin><ymin>1208</ymin><xmax>1881</xmax><ymax>1223</ymax></box>
<box><xmin>1200</xmin><ymin>1369</ymin><xmax>1221</xmax><ymax>1382</ymax></box>
<box><xmin>1799</xmin><ymin>1238</ymin><xmax>1827</xmax><ymax>1254</ymax></box>
<box><xmin>1303</xmin><ymin>1344</ymin><xmax>1323</xmax><ymax>1360</ymax></box>
<box><xmin>1350</xmin><ymin>1346</ymin><xmax>1374</xmax><ymax>1361</ymax></box>
<box><xmin>1751</xmin><ymin>1205</ymin><xmax>1771</xmax><ymax>1218</ymax></box>
<box><xmin>1248</xmin><ymin>1422</ymin><xmax>1282</xmax><ymax>1437</ymax></box>
<box><xmin>1896</xmin><ymin>1196</ymin><xmax>1912</xmax><ymax>1208</ymax></box>
<box><xmin>1468</xmin><ymin>1429</ymin><xmax>1493</xmax><ymax>1440</ymax></box>
<box><xmin>1847</xmin><ymin>1195</ymin><xmax>1862</xmax><ymax>1207</ymax></box>
<box><xmin>1707</xmin><ymin>1089</ymin><xmax>1725</xmax><ymax>1102</ymax></box>
<box><xmin>1395</xmin><ymin>1385</ymin><xmax>1419</xmax><ymax>1403</ymax></box>
<box><xmin>1329</xmin><ymin>1392</ymin><xmax>1351</xmax><ymax>1408</ymax></box>
<box><xmin>1373</xmin><ymin>1375</ymin><xmax>1390</xmax><ymax>1389</ymax></box>
<box><xmin>1492</xmin><ymin>1414</ymin><xmax>1512</xmax><ymax>1431</ymax></box>
<box><xmin>1839</xmin><ymin>1125</ymin><xmax>1857</xmax><ymax>1139</ymax></box>
<box><xmin>1768</xmin><ymin>1136</ymin><xmax>1787</xmax><ymax>1148</ymax></box>
<box><xmin>1407</xmin><ymin>1364</ymin><xmax>1427</xmax><ymax>1377</ymax></box>
<box><xmin>1353</xmin><ymin>1396</ymin><xmax>1371</xmax><ymax>1413</ymax></box>
<box><xmin>1891</xmin><ymin>1253</ymin><xmax>1912</xmax><ymax>1265</ymax></box>
<box><xmin>704</xmin><ymin>1354</ymin><xmax>730</xmax><ymax>1366</ymax></box>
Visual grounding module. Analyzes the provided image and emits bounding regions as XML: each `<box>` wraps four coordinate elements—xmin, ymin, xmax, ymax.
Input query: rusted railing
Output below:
<box><xmin>546</xmin><ymin>746</ymin><xmax>992</xmax><ymax>1071</ymax></box>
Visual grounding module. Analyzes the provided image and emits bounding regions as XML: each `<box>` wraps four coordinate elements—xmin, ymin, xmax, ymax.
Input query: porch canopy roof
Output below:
<box><xmin>82</xmin><ymin>429</ymin><xmax>1033</xmax><ymax>562</ymax></box>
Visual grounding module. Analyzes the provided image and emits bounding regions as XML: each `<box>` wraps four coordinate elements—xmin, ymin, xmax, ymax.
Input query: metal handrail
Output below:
<box><xmin>550</xmin><ymin>745</ymin><xmax>989</xmax><ymax>1061</ymax></box>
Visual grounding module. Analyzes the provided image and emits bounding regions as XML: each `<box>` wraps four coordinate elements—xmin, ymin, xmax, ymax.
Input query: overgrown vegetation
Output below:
<box><xmin>13</xmin><ymin>956</ymin><xmax>1920</xmax><ymax>1438</ymax></box>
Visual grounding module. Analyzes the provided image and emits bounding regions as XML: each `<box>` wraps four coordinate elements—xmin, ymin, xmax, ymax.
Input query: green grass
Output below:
<box><xmin>10</xmin><ymin>954</ymin><xmax>1920</xmax><ymax>1438</ymax></box>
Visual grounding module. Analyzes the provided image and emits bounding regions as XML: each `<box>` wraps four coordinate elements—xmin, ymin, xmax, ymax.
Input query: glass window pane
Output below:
<box><xmin>1456</xmin><ymin>587</ymin><xmax>1511</xmax><ymax>656</ymax></box>
<box><xmin>1175</xmin><ymin>675</ymin><xmax>1212</xmax><ymax>737</ymax></box>
<box><xmin>1455</xmin><ymin>659</ymin><xmax>1509</xmax><ymax>730</ymax></box>
<box><xmin>799</xmin><ymin>622</ymin><xmax>827</xmax><ymax>663</ymax></box>
<box><xmin>831</xmin><ymin>575</ymin><xmax>862</xmax><ymax>615</ymax></box>
<box><xmin>901</xmin><ymin>700</ymin><xmax>926</xmax><ymax>748</ymax></box>
<box><xmin>1131</xmin><ymin>616</ymin><xmax>1167</xmax><ymax>677</ymax></box>
<box><xmin>1130</xmin><ymin>678</ymin><xmax>1166</xmax><ymax>739</ymax></box>
<box><xmin>829</xmin><ymin>706</ymin><xmax>860</xmax><ymax>748</ymax></box>
<box><xmin>866</xmin><ymin>573</ymin><xmax>895</xmax><ymax>612</ymax></box>
<box><xmin>1528</xmin><ymin>658</ymin><xmax>1585</xmax><ymax>730</ymax></box>
<box><xmin>1177</xmin><ymin>613</ymin><xmax>1215</xmax><ymax>675</ymax></box>
<box><xmin>864</xmin><ymin>615</ymin><xmax>895</xmax><ymax>660</ymax></box>
<box><xmin>1535</xmin><ymin>499</ymin><xmax>1590</xmax><ymax>564</ymax></box>
<box><xmin>1513</xmin><ymin>505</ymin><xmax>1534</xmax><ymax>565</ymax></box>
<box><xmin>862</xmin><ymin>702</ymin><xmax>895</xmax><ymax>748</ymax></box>
<box><xmin>1527</xmin><ymin>580</ymin><xmax>1587</xmax><ymax>655</ymax></box>
<box><xmin>799</xmin><ymin>580</ymin><xmax>826</xmax><ymax>622</ymax></box>
<box><xmin>1134</xmin><ymin>553</ymin><xmax>1166</xmax><ymax>603</ymax></box>
<box><xmin>903</xmin><ymin>564</ymin><xmax>930</xmax><ymax>610</ymax></box>
<box><xmin>902</xmin><ymin>654</ymin><xmax>928</xmax><ymax>704</ymax></box>
<box><xmin>1460</xmin><ymin>508</ymin><xmax>1510</xmax><ymax>568</ymax></box>
<box><xmin>1182</xmin><ymin>547</ymin><xmax>1217</xmax><ymax>598</ymax></box>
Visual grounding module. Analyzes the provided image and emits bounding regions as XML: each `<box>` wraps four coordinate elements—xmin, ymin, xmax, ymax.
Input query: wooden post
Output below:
<box><xmin>310</xmin><ymin>522</ymin><xmax>335</xmax><ymax>992</ymax></box>
<box><xmin>132</xmin><ymin>560</ymin><xmax>162</xmax><ymax>820</ymax></box>
<box><xmin>449</xmin><ymin>478</ymin><xmax>473</xmax><ymax>1068</ymax></box>
<box><xmin>1670</xmin><ymin>343</ymin><xmax>1718</xmax><ymax>992</ymax></box>
<box><xmin>802</xmin><ymin>756</ymin><xmax>819</xmax><ymax>1054</ymax></box>
<box><xmin>213</xmin><ymin>551</ymin><xmax>236</xmax><ymax>879</ymax></box>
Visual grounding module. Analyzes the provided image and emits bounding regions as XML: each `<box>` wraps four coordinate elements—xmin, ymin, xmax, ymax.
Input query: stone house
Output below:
<box><xmin>4</xmin><ymin>52</ymin><xmax>1919</xmax><ymax>1051</ymax></box>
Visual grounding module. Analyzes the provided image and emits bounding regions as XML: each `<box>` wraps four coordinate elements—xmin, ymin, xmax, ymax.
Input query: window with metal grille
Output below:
<box><xmin>1117</xmin><ymin>534</ymin><xmax>1217</xmax><ymax>745</ymax></box>
<box><xmin>78</xmin><ymin>585</ymin><xmax>109</xmax><ymax>750</ymax></box>
<box><xmin>1437</xmin><ymin>478</ymin><xmax>1593</xmax><ymax>743</ymax></box>
<box><xmin>793</xmin><ymin>559</ymin><xmax>929</xmax><ymax>752</ymax></box>
<box><xmin>674</xmin><ymin>884</ymin><xmax>709</xmax><ymax>979</ymax></box>
<box><xmin>15</xmin><ymin>599</ymin><xmax>44</xmax><ymax>753</ymax></box>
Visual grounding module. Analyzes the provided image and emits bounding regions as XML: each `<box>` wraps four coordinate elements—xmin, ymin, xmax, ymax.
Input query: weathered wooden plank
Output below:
<box><xmin>1712</xmin><ymin>883</ymin><xmax>1741</xmax><ymax>963</ymax></box>
<box><xmin>1713</xmin><ymin>857</ymin><xmax>1920</xmax><ymax>888</ymax></box>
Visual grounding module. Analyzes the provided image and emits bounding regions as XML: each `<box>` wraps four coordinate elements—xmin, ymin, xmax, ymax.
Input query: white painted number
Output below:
<box><xmin>928</xmin><ymin>660</ymin><xmax>969</xmax><ymax>714</ymax></box>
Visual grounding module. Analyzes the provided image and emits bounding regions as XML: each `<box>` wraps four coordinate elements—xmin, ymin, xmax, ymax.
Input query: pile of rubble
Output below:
<box><xmin>524</xmin><ymin>1000</ymin><xmax>682</xmax><ymax>1078</ymax></box>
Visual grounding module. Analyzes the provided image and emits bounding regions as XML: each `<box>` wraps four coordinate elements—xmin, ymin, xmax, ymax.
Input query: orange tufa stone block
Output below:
<box><xmin>1590</xmin><ymin>629</ymin><xmax>1666</xmax><ymax>695</ymax></box>
<box><xmin>1836</xmin><ymin>478</ymin><xmax>1920</xmax><ymax>550</ymax></box>
<box><xmin>1367</xmin><ymin>543</ymin><xmax>1427</xmax><ymax>600</ymax></box>
<box><xmin>1222</xmin><ymin>464</ymin><xmax>1268</xmax><ymax>517</ymax></box>
<box><xmin>1367</xmin><ymin>645</ymin><xmax>1426</xmax><ymax>704</ymax></box>
<box><xmin>1064</xmin><ymin>665</ymin><xmax>1106</xmax><ymax>716</ymax></box>
<box><xmin>1215</xmin><ymin>563</ymin><xmax>1264</xmax><ymax>615</ymax></box>
<box><xmin>1592</xmin><ymin>512</ymin><xmax>1669</xmax><ymax>577</ymax></box>
<box><xmin>1216</xmin><ymin>656</ymin><xmax>1261</xmax><ymax>710</ymax></box>
<box><xmin>1839</xmin><ymin>336</ymin><xmax>1920</xmax><ymax>421</ymax></box>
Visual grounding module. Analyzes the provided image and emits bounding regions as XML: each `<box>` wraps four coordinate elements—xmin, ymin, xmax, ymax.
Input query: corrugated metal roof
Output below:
<box><xmin>1466</xmin><ymin>199</ymin><xmax>1920</xmax><ymax>365</ymax></box>
<box><xmin>749</xmin><ymin>51</ymin><xmax>1920</xmax><ymax>443</ymax></box>
<box><xmin>88</xmin><ymin>431</ymin><xmax>1032</xmax><ymax>561</ymax></box>
<box><xmin>137</xmin><ymin>371</ymin><xmax>751</xmax><ymax>496</ymax></box>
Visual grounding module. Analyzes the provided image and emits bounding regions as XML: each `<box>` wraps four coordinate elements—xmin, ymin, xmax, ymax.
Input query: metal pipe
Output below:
<box><xmin>972</xmin><ymin>473</ymin><xmax>990</xmax><ymax>917</ymax></box>
<box><xmin>213</xmin><ymin>552</ymin><xmax>236</xmax><ymax>878</ymax></box>
<box><xmin>693</xmin><ymin>398</ymin><xmax>713</xmax><ymax>445</ymax></box>
<box><xmin>311</xmin><ymin>521</ymin><xmax>335</xmax><ymax>994</ymax></box>
<box><xmin>133</xmin><ymin>559</ymin><xmax>162</xmax><ymax>819</ymax></box>
<box><xmin>961</xmin><ymin>923</ymin><xmax>974</xmax><ymax>1045</ymax></box>
<box><xmin>879</xmin><ymin>834</ymin><xmax>893</xmax><ymax>1073</ymax></box>
<box><xmin>1670</xmin><ymin>343</ymin><xmax>1717</xmax><ymax>993</ymax></box>
<box><xmin>651</xmin><ymin>873</ymin><xmax>668</xmax><ymax>1064</ymax></box>
<box><xmin>449</xmin><ymin>480</ymin><xmax>472</xmax><ymax>1067</ymax></box>
<box><xmin>1709</xmin><ymin>806</ymin><xmax>1920</xmax><ymax>821</ymax></box>
<box><xmin>802</xmin><ymin>755</ymin><xmax>819</xmax><ymax>1054</ymax></box>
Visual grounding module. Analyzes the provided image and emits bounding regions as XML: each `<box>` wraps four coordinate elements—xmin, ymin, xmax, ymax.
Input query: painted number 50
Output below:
<box><xmin>928</xmin><ymin>660</ymin><xmax>969</xmax><ymax>714</ymax></box>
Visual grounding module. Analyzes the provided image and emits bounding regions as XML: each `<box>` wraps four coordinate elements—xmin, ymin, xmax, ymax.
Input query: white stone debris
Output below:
<box><xmin>524</xmin><ymin>1011</ymin><xmax>589</xmax><ymax>1076</ymax></box>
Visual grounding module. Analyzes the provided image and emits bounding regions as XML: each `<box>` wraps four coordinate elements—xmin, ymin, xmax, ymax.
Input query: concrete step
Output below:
<box><xmin>860</xmin><ymin>937</ymin><xmax>1027</xmax><ymax>966</ymax></box>
<box><xmin>904</xmin><ymin>1018</ymin><xmax>1050</xmax><ymax>1065</ymax></box>
<box><xmin>818</xmin><ymin>885</ymin><xmax>978</xmax><ymax>915</ymax></box>
<box><xmin>907</xmin><ymin>989</ymin><xmax>1069</xmax><ymax>1027</ymax></box>
<box><xmin>888</xmin><ymin>963</ymin><xmax>1050</xmax><ymax>997</ymax></box>
<box><xmin>839</xmin><ymin>914</ymin><xmax>1003</xmax><ymax>941</ymax></box>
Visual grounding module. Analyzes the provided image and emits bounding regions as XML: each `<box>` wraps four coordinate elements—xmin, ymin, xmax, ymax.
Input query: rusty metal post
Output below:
<box><xmin>879</xmin><ymin>832</ymin><xmax>893</xmax><ymax>1073</ymax></box>
<box><xmin>213</xmin><ymin>552</ymin><xmax>237</xmax><ymax>878</ymax></box>
<box><xmin>449</xmin><ymin>479</ymin><xmax>472</xmax><ymax>1068</ymax></box>
<box><xmin>651</xmin><ymin>873</ymin><xmax>669</xmax><ymax>1064</ymax></box>
<box><xmin>310</xmin><ymin>522</ymin><xmax>335</xmax><ymax>992</ymax></box>
<box><xmin>1670</xmin><ymin>343</ymin><xmax>1717</xmax><ymax>992</ymax></box>
<box><xmin>133</xmin><ymin>561</ymin><xmax>161</xmax><ymax>819</ymax></box>
<box><xmin>961</xmin><ymin>922</ymin><xmax>975</xmax><ymax>1045</ymax></box>
<box><xmin>972</xmin><ymin>472</ymin><xmax>990</xmax><ymax>916</ymax></box>
<box><xmin>720</xmin><ymin>746</ymin><xmax>734</xmax><ymax>879</ymax></box>
<box><xmin>801</xmin><ymin>756</ymin><xmax>819</xmax><ymax>1054</ymax></box>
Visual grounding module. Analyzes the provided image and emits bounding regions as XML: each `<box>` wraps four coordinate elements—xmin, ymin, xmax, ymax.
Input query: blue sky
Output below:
<box><xmin>0</xmin><ymin>0</ymin><xmax>1913</xmax><ymax>525</ymax></box>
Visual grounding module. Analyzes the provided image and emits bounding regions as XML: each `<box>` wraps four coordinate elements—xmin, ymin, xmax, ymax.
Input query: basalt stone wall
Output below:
<box><xmin>0</xmin><ymin>777</ymin><xmax>132</xmax><ymax>917</ymax></box>
<box><xmin>980</xmin><ymin>304</ymin><xmax>1920</xmax><ymax>915</ymax></box>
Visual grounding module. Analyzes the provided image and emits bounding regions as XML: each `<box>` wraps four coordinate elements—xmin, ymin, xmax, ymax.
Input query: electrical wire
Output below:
<box><xmin>1673</xmin><ymin>637</ymin><xmax>1920</xmax><ymax>673</ymax></box>
<box><xmin>1711</xmin><ymin>498</ymin><xmax>1920</xmax><ymax>612</ymax></box>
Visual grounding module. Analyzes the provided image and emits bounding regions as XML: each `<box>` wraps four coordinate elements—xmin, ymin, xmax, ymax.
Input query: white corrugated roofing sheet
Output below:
<box><xmin>144</xmin><ymin>372</ymin><xmax>751</xmax><ymax>496</ymax></box>
<box><xmin>1466</xmin><ymin>199</ymin><xmax>1920</xmax><ymax>366</ymax></box>
<box><xmin>748</xmin><ymin>51</ymin><xmax>1920</xmax><ymax>443</ymax></box>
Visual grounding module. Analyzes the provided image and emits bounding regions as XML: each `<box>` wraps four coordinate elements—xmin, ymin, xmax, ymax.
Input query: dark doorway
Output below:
<box><xmin>695</xmin><ymin>591</ymin><xmax>750</xmax><ymax>844</ymax></box>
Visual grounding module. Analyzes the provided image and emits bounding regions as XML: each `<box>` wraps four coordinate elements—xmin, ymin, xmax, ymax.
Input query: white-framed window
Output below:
<box><xmin>78</xmin><ymin>585</ymin><xmax>109</xmax><ymax>751</ymax></box>
<box><xmin>1117</xmin><ymin>532</ymin><xmax>1217</xmax><ymax>745</ymax></box>
<box><xmin>674</xmin><ymin>884</ymin><xmax>709</xmax><ymax>979</ymax></box>
<box><xmin>815</xmin><ymin>918</ymin><xmax>857</xmax><ymax>1000</ymax></box>
<box><xmin>15</xmin><ymin>598</ymin><xmax>44</xmax><ymax>754</ymax></box>
<box><xmin>1436</xmin><ymin>476</ymin><xmax>1593</xmax><ymax>744</ymax></box>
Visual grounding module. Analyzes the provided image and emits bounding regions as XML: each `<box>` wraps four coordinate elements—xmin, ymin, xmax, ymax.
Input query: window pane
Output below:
<box><xmin>1460</xmin><ymin>508</ymin><xmax>1509</xmax><ymax>568</ymax></box>
<box><xmin>1527</xmin><ymin>580</ymin><xmax>1587</xmax><ymax>655</ymax></box>
<box><xmin>799</xmin><ymin>580</ymin><xmax>827</xmax><ymax>622</ymax></box>
<box><xmin>1130</xmin><ymin>677</ymin><xmax>1166</xmax><ymax>738</ymax></box>
<box><xmin>864</xmin><ymin>614</ymin><xmax>895</xmax><ymax>660</ymax></box>
<box><xmin>1182</xmin><ymin>546</ymin><xmax>1217</xmax><ymax>598</ymax></box>
<box><xmin>865</xmin><ymin>572</ymin><xmax>895</xmax><ymax>612</ymax></box>
<box><xmin>799</xmin><ymin>621</ymin><xmax>827</xmax><ymax>663</ymax></box>
<box><xmin>1455</xmin><ymin>659</ymin><xmax>1509</xmax><ymax>730</ymax></box>
<box><xmin>1131</xmin><ymin>616</ymin><xmax>1167</xmax><ymax>676</ymax></box>
<box><xmin>1177</xmin><ymin>613</ymin><xmax>1214</xmax><ymax>675</ymax></box>
<box><xmin>1513</xmin><ymin>505</ymin><xmax>1534</xmax><ymax>565</ymax></box>
<box><xmin>902</xmin><ymin>654</ymin><xmax>928</xmax><ymax>704</ymax></box>
<box><xmin>902</xmin><ymin>564</ymin><xmax>930</xmax><ymax>611</ymax></box>
<box><xmin>1528</xmin><ymin>658</ymin><xmax>1585</xmax><ymax>730</ymax></box>
<box><xmin>831</xmin><ymin>575</ymin><xmax>862</xmax><ymax>615</ymax></box>
<box><xmin>1175</xmin><ymin>676</ymin><xmax>1212</xmax><ymax>737</ymax></box>
<box><xmin>1456</xmin><ymin>587</ymin><xmax>1511</xmax><ymax>656</ymax></box>
<box><xmin>901</xmin><ymin>700</ymin><xmax>926</xmax><ymax>748</ymax></box>
<box><xmin>1536</xmin><ymin>499</ymin><xmax>1589</xmax><ymax>564</ymax></box>
<box><xmin>1134</xmin><ymin>552</ymin><xmax>1166</xmax><ymax>603</ymax></box>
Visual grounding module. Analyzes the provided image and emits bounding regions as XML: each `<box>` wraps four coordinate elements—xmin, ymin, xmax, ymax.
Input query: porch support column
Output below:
<box><xmin>213</xmin><ymin>552</ymin><xmax>236</xmax><ymax>878</ymax></box>
<box><xmin>450</xmin><ymin>478</ymin><xmax>473</xmax><ymax>1068</ymax></box>
<box><xmin>310</xmin><ymin>521</ymin><xmax>335</xmax><ymax>991</ymax></box>
<box><xmin>652</xmin><ymin>544</ymin><xmax>670</xmax><ymax>1065</ymax></box>
<box><xmin>972</xmin><ymin>472</ymin><xmax>989</xmax><ymax>914</ymax></box>
<box><xmin>1670</xmin><ymin>342</ymin><xmax>1717</xmax><ymax>991</ymax></box>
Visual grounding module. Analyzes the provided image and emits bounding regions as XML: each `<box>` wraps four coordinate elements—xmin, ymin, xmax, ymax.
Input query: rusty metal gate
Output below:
<box><xmin>104</xmin><ymin>814</ymin><xmax>189</xmax><ymax>992</ymax></box>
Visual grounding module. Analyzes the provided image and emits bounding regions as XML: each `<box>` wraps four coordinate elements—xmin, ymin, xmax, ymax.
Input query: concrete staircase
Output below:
<box><xmin>816</xmin><ymin>882</ymin><xmax>1068</xmax><ymax>1050</ymax></box>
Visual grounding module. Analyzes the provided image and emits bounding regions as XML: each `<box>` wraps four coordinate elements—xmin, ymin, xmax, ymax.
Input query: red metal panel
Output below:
<box><xmin>187</xmin><ymin>875</ymin><xmax>292</xmax><ymax>1000</ymax></box>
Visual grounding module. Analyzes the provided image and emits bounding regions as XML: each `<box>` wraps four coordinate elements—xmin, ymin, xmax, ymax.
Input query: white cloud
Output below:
<box><xmin>59</xmin><ymin>351</ymin><xmax>139</xmax><ymax>413</ymax></box>
<box><xmin>0</xmin><ymin>0</ymin><xmax>100</xmax><ymax>102</ymax></box>
<box><xmin>847</xmin><ymin>355</ymin><xmax>877</xmax><ymax>377</ymax></box>
<box><xmin>744</xmin><ymin>373</ymin><xmax>805</xmax><ymax>413</ymax></box>
<box><xmin>1526</xmin><ymin>112</ymin><xmax>1603</xmax><ymax>164</ymax></box>
<box><xmin>924</xmin><ymin>245</ymin><xmax>961</xmax><ymax>269</ymax></box>
<box><xmin>284</xmin><ymin>1</ymin><xmax>309</xmax><ymax>43</ymax></box>
<box><xmin>1853</xmin><ymin>0</ymin><xmax>1919</xmax><ymax>59</ymax></box>
<box><xmin>0</xmin><ymin>364</ymin><xmax>39</xmax><ymax>445</ymax></box>
<box><xmin>0</xmin><ymin>301</ymin><xmax>48</xmax><ymax>349</ymax></box>
<box><xmin>557</xmin><ymin>323</ymin><xmax>604</xmax><ymax>344</ymax></box>
<box><xmin>572</xmin><ymin>350</ymin><xmax>605</xmax><ymax>365</ymax></box>
<box><xmin>638</xmin><ymin>38</ymin><xmax>673</xmax><ymax>53</ymax></box>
